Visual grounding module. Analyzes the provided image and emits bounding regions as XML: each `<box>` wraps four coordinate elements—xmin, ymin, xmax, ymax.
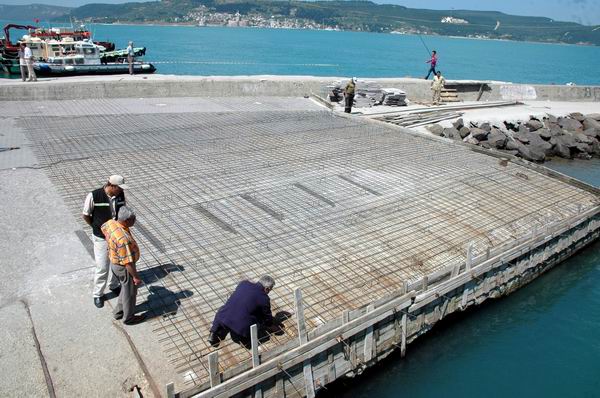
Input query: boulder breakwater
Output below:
<box><xmin>428</xmin><ymin>113</ymin><xmax>600</xmax><ymax>163</ymax></box>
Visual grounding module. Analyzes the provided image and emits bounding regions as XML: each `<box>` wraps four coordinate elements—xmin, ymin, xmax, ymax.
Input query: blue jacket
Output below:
<box><xmin>212</xmin><ymin>280</ymin><xmax>273</xmax><ymax>338</ymax></box>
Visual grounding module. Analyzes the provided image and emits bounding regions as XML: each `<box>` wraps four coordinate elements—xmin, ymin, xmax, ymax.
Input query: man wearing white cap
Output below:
<box><xmin>82</xmin><ymin>175</ymin><xmax>129</xmax><ymax>308</ymax></box>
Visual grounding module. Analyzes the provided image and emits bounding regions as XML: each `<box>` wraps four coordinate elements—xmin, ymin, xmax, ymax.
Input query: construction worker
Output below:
<box><xmin>431</xmin><ymin>71</ymin><xmax>445</xmax><ymax>106</ymax></box>
<box><xmin>344</xmin><ymin>77</ymin><xmax>356</xmax><ymax>113</ymax></box>
<box><xmin>208</xmin><ymin>276</ymin><xmax>290</xmax><ymax>349</ymax></box>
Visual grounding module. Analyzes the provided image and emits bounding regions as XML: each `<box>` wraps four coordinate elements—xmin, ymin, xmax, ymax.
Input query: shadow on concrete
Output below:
<box><xmin>139</xmin><ymin>263</ymin><xmax>185</xmax><ymax>284</ymax></box>
<box><xmin>137</xmin><ymin>285</ymin><xmax>193</xmax><ymax>320</ymax></box>
<box><xmin>104</xmin><ymin>263</ymin><xmax>185</xmax><ymax>301</ymax></box>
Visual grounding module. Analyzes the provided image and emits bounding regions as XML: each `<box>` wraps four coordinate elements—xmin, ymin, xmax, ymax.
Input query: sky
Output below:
<box><xmin>1</xmin><ymin>0</ymin><xmax>599</xmax><ymax>26</ymax></box>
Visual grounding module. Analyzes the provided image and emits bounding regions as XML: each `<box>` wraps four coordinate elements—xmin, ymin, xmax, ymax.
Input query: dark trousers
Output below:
<box><xmin>111</xmin><ymin>263</ymin><xmax>138</xmax><ymax>322</ymax></box>
<box><xmin>344</xmin><ymin>94</ymin><xmax>354</xmax><ymax>113</ymax></box>
<box><xmin>425</xmin><ymin>65</ymin><xmax>437</xmax><ymax>80</ymax></box>
<box><xmin>211</xmin><ymin>324</ymin><xmax>271</xmax><ymax>349</ymax></box>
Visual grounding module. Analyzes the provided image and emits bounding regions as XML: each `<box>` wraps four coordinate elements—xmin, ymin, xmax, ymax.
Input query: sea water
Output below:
<box><xmin>3</xmin><ymin>22</ymin><xmax>600</xmax><ymax>85</ymax></box>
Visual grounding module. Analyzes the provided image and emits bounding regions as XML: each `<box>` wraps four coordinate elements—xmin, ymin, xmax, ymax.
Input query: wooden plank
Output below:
<box><xmin>166</xmin><ymin>383</ymin><xmax>175</xmax><ymax>398</ymax></box>
<box><xmin>294</xmin><ymin>289</ymin><xmax>315</xmax><ymax>398</ymax></box>
<box><xmin>466</xmin><ymin>242</ymin><xmax>474</xmax><ymax>271</ymax></box>
<box><xmin>250</xmin><ymin>325</ymin><xmax>260</xmax><ymax>368</ymax></box>
<box><xmin>400</xmin><ymin>313</ymin><xmax>407</xmax><ymax>358</ymax></box>
<box><xmin>275</xmin><ymin>376</ymin><xmax>285</xmax><ymax>398</ymax></box>
<box><xmin>363</xmin><ymin>304</ymin><xmax>375</xmax><ymax>363</ymax></box>
<box><xmin>208</xmin><ymin>351</ymin><xmax>221</xmax><ymax>388</ymax></box>
<box><xmin>326</xmin><ymin>350</ymin><xmax>335</xmax><ymax>383</ymax></box>
<box><xmin>294</xmin><ymin>289</ymin><xmax>308</xmax><ymax>345</ymax></box>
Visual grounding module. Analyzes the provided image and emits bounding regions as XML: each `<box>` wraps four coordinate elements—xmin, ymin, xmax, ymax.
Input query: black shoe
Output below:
<box><xmin>208</xmin><ymin>332</ymin><xmax>221</xmax><ymax>348</ymax></box>
<box><xmin>114</xmin><ymin>312</ymin><xmax>124</xmax><ymax>320</ymax></box>
<box><xmin>124</xmin><ymin>314</ymin><xmax>146</xmax><ymax>325</ymax></box>
<box><xmin>94</xmin><ymin>297</ymin><xmax>104</xmax><ymax>308</ymax></box>
<box><xmin>109</xmin><ymin>286</ymin><xmax>121</xmax><ymax>296</ymax></box>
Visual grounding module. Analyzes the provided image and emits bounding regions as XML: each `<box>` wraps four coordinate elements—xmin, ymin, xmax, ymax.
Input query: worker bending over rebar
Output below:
<box><xmin>208</xmin><ymin>275</ymin><xmax>290</xmax><ymax>349</ymax></box>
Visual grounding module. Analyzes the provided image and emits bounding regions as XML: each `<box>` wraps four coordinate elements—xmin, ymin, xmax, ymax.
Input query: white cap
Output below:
<box><xmin>108</xmin><ymin>175</ymin><xmax>129</xmax><ymax>189</ymax></box>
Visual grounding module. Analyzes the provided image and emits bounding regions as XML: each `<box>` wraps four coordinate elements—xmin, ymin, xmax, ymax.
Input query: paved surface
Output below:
<box><xmin>1</xmin><ymin>96</ymin><xmax>598</xmax><ymax>396</ymax></box>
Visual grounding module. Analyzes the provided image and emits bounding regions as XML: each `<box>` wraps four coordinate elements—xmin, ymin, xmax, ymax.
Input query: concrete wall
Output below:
<box><xmin>1</xmin><ymin>76</ymin><xmax>599</xmax><ymax>102</ymax></box>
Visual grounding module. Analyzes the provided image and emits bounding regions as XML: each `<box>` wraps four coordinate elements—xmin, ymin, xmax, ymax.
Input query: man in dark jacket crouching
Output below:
<box><xmin>208</xmin><ymin>275</ymin><xmax>288</xmax><ymax>349</ymax></box>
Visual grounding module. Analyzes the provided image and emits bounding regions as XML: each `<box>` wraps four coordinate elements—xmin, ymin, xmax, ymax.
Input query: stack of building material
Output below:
<box><xmin>327</xmin><ymin>80</ymin><xmax>408</xmax><ymax>108</ymax></box>
<box><xmin>381</xmin><ymin>88</ymin><xmax>407</xmax><ymax>106</ymax></box>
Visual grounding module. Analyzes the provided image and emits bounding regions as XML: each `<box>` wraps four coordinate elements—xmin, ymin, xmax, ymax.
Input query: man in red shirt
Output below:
<box><xmin>425</xmin><ymin>50</ymin><xmax>438</xmax><ymax>80</ymax></box>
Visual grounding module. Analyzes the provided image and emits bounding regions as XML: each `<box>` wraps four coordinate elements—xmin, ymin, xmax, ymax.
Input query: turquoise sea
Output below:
<box><xmin>3</xmin><ymin>22</ymin><xmax>600</xmax><ymax>397</ymax></box>
<box><xmin>3</xmin><ymin>22</ymin><xmax>600</xmax><ymax>85</ymax></box>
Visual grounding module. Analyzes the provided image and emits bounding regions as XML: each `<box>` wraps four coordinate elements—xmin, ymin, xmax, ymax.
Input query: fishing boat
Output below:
<box><xmin>1</xmin><ymin>23</ymin><xmax>155</xmax><ymax>76</ymax></box>
<box><xmin>32</xmin><ymin>38</ymin><xmax>155</xmax><ymax>76</ymax></box>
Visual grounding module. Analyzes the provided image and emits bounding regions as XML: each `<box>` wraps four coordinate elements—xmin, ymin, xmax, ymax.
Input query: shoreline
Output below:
<box><xmin>84</xmin><ymin>21</ymin><xmax>600</xmax><ymax>48</ymax></box>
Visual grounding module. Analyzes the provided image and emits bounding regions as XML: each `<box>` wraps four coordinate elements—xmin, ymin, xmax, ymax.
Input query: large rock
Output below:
<box><xmin>548</xmin><ymin>124</ymin><xmax>564</xmax><ymax>137</ymax></box>
<box><xmin>574</xmin><ymin>132</ymin><xmax>593</xmax><ymax>144</ymax></box>
<box><xmin>545</xmin><ymin>114</ymin><xmax>558</xmax><ymax>124</ymax></box>
<box><xmin>513</xmin><ymin>130</ymin><xmax>530</xmax><ymax>144</ymax></box>
<box><xmin>464</xmin><ymin>136</ymin><xmax>479</xmax><ymax>145</ymax></box>
<box><xmin>585</xmin><ymin>113</ymin><xmax>600</xmax><ymax>121</ymax></box>
<box><xmin>575</xmin><ymin>142</ymin><xmax>592</xmax><ymax>154</ymax></box>
<box><xmin>583</xmin><ymin>128</ymin><xmax>600</xmax><ymax>139</ymax></box>
<box><xmin>452</xmin><ymin>118</ymin><xmax>464</xmax><ymax>130</ymax></box>
<box><xmin>518</xmin><ymin>124</ymin><xmax>529</xmax><ymax>134</ymax></box>
<box><xmin>551</xmin><ymin>133</ymin><xmax>577</xmax><ymax>148</ymax></box>
<box><xmin>523</xmin><ymin>131</ymin><xmax>553</xmax><ymax>156</ymax></box>
<box><xmin>553</xmin><ymin>142</ymin><xmax>572</xmax><ymax>158</ymax></box>
<box><xmin>443</xmin><ymin>127</ymin><xmax>462</xmax><ymax>140</ymax></box>
<box><xmin>525</xmin><ymin>119</ymin><xmax>544</xmax><ymax>131</ymax></box>
<box><xmin>537</xmin><ymin>128</ymin><xmax>552</xmax><ymax>140</ymax></box>
<box><xmin>515</xmin><ymin>141</ymin><xmax>545</xmax><ymax>162</ymax></box>
<box><xmin>470</xmin><ymin>127</ymin><xmax>489</xmax><ymax>141</ymax></box>
<box><xmin>558</xmin><ymin>117</ymin><xmax>583</xmax><ymax>132</ymax></box>
<box><xmin>480</xmin><ymin>122</ymin><xmax>492</xmax><ymax>132</ymax></box>
<box><xmin>569</xmin><ymin>112</ymin><xmax>586</xmax><ymax>122</ymax></box>
<box><xmin>488</xmin><ymin>129</ymin><xmax>507</xmax><ymax>149</ymax></box>
<box><xmin>505</xmin><ymin>137</ymin><xmax>520</xmax><ymax>151</ymax></box>
<box><xmin>591</xmin><ymin>139</ymin><xmax>600</xmax><ymax>155</ymax></box>
<box><xmin>583</xmin><ymin>118</ymin><xmax>600</xmax><ymax>131</ymax></box>
<box><xmin>576</xmin><ymin>152</ymin><xmax>592</xmax><ymax>160</ymax></box>
<box><xmin>428</xmin><ymin>124</ymin><xmax>444</xmax><ymax>136</ymax></box>
<box><xmin>459</xmin><ymin>126</ymin><xmax>471</xmax><ymax>138</ymax></box>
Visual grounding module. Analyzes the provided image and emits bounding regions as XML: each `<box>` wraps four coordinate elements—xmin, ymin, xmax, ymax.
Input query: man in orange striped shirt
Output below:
<box><xmin>101</xmin><ymin>206</ymin><xmax>145</xmax><ymax>325</ymax></box>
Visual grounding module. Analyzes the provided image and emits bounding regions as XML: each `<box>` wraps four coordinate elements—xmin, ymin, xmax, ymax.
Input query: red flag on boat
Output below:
<box><xmin>34</xmin><ymin>18</ymin><xmax>40</xmax><ymax>23</ymax></box>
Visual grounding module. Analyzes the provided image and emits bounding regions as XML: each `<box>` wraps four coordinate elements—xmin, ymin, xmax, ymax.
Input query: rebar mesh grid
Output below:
<box><xmin>16</xmin><ymin>98</ymin><xmax>598</xmax><ymax>386</ymax></box>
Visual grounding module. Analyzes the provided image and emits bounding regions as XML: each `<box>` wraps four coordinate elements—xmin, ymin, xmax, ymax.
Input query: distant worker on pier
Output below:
<box><xmin>431</xmin><ymin>71</ymin><xmax>445</xmax><ymax>105</ymax></box>
<box><xmin>82</xmin><ymin>175</ymin><xmax>128</xmax><ymax>308</ymax></box>
<box><xmin>23</xmin><ymin>43</ymin><xmax>37</xmax><ymax>82</ymax></box>
<box><xmin>102</xmin><ymin>206</ymin><xmax>145</xmax><ymax>325</ymax></box>
<box><xmin>18</xmin><ymin>43</ymin><xmax>27</xmax><ymax>82</ymax></box>
<box><xmin>424</xmin><ymin>50</ymin><xmax>438</xmax><ymax>80</ymax></box>
<box><xmin>344</xmin><ymin>77</ymin><xmax>356</xmax><ymax>113</ymax></box>
<box><xmin>127</xmin><ymin>41</ymin><xmax>134</xmax><ymax>75</ymax></box>
<box><xmin>208</xmin><ymin>276</ymin><xmax>290</xmax><ymax>349</ymax></box>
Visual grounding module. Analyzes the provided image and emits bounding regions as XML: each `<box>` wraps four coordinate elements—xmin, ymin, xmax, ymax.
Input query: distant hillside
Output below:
<box><xmin>2</xmin><ymin>1</ymin><xmax>599</xmax><ymax>46</ymax></box>
<box><xmin>0</xmin><ymin>3</ymin><xmax>71</xmax><ymax>21</ymax></box>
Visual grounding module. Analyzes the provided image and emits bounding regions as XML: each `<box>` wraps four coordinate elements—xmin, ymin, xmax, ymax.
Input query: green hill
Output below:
<box><xmin>0</xmin><ymin>3</ymin><xmax>71</xmax><ymax>21</ymax></box>
<box><xmin>2</xmin><ymin>0</ymin><xmax>599</xmax><ymax>46</ymax></box>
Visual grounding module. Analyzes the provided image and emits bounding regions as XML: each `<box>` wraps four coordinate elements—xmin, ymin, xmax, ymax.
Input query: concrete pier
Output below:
<box><xmin>1</xmin><ymin>75</ymin><xmax>599</xmax><ymax>103</ymax></box>
<box><xmin>0</xmin><ymin>77</ymin><xmax>598</xmax><ymax>398</ymax></box>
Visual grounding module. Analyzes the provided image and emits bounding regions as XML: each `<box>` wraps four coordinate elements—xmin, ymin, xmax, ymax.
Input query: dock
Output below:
<box><xmin>1</xmin><ymin>76</ymin><xmax>599</xmax><ymax>398</ymax></box>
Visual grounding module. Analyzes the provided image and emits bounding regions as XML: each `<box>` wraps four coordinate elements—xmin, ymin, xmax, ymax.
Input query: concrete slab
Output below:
<box><xmin>2</xmin><ymin>94</ymin><xmax>598</xmax><ymax>395</ymax></box>
<box><xmin>0</xmin><ymin>301</ymin><xmax>48</xmax><ymax>398</ymax></box>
